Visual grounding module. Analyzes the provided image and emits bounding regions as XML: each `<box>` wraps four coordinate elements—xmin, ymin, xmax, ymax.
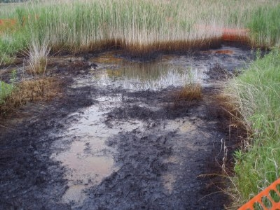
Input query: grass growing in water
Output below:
<box><xmin>225</xmin><ymin>49</ymin><xmax>280</xmax><ymax>208</ymax></box>
<box><xmin>0</xmin><ymin>69</ymin><xmax>16</xmax><ymax>105</ymax></box>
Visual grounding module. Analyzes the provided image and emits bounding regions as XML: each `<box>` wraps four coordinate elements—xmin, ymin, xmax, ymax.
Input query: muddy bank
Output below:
<box><xmin>0</xmin><ymin>44</ymin><xmax>255</xmax><ymax>209</ymax></box>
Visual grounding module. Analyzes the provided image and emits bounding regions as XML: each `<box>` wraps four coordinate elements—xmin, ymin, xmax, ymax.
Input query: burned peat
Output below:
<box><xmin>0</xmin><ymin>44</ymin><xmax>256</xmax><ymax>209</ymax></box>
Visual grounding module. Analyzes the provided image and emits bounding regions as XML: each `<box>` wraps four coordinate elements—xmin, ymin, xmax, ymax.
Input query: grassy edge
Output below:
<box><xmin>224</xmin><ymin>49</ymin><xmax>280</xmax><ymax>208</ymax></box>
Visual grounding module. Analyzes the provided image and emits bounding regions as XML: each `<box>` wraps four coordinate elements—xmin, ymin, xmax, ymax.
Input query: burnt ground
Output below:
<box><xmin>0</xmin><ymin>46</ymin><xmax>253</xmax><ymax>210</ymax></box>
<box><xmin>0</xmin><ymin>79</ymin><xmax>95</xmax><ymax>209</ymax></box>
<box><xmin>79</xmin><ymin>87</ymin><xmax>230</xmax><ymax>210</ymax></box>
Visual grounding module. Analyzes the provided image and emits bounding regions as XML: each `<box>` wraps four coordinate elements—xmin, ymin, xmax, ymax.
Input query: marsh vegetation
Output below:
<box><xmin>0</xmin><ymin>0</ymin><xmax>280</xmax><ymax>61</ymax></box>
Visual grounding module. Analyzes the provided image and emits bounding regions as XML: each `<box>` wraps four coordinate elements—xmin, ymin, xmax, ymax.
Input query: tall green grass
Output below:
<box><xmin>226</xmin><ymin>50</ymin><xmax>280</xmax><ymax>208</ymax></box>
<box><xmin>0</xmin><ymin>0</ymin><xmax>280</xmax><ymax>61</ymax></box>
<box><xmin>247</xmin><ymin>4</ymin><xmax>280</xmax><ymax>47</ymax></box>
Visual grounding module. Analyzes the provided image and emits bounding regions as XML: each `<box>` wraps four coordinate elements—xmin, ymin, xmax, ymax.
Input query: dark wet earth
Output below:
<box><xmin>0</xmin><ymin>44</ymin><xmax>255</xmax><ymax>210</ymax></box>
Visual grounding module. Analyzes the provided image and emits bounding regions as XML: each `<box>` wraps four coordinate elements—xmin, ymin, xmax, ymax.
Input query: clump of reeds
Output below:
<box><xmin>27</xmin><ymin>40</ymin><xmax>50</xmax><ymax>75</ymax></box>
<box><xmin>213</xmin><ymin>93</ymin><xmax>246</xmax><ymax>129</ymax></box>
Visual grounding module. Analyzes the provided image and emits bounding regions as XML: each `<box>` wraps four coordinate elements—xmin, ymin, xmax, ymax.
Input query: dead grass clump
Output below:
<box><xmin>0</xmin><ymin>77</ymin><xmax>61</xmax><ymax>116</ymax></box>
<box><xmin>174</xmin><ymin>83</ymin><xmax>202</xmax><ymax>101</ymax></box>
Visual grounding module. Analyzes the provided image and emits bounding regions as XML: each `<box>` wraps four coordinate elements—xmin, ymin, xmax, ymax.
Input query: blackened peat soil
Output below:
<box><xmin>0</xmin><ymin>44</ymin><xmax>254</xmax><ymax>210</ymax></box>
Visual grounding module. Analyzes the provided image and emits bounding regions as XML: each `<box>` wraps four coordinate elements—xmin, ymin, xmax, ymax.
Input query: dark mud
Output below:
<box><xmin>0</xmin><ymin>77</ymin><xmax>96</xmax><ymax>209</ymax></box>
<box><xmin>79</xmin><ymin>88</ymin><xmax>228</xmax><ymax>210</ymax></box>
<box><xmin>0</xmin><ymin>44</ymin><xmax>255</xmax><ymax>210</ymax></box>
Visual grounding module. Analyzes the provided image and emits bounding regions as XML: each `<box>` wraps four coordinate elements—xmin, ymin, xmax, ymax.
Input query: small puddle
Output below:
<box><xmin>93</xmin><ymin>63</ymin><xmax>208</xmax><ymax>91</ymax></box>
<box><xmin>90</xmin><ymin>45</ymin><xmax>252</xmax><ymax>91</ymax></box>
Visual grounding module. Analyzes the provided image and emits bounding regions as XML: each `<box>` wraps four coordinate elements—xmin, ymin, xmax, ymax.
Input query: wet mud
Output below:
<box><xmin>0</xmin><ymin>44</ymin><xmax>255</xmax><ymax>209</ymax></box>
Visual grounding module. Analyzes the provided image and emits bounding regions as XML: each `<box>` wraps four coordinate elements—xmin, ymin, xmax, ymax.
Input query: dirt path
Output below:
<box><xmin>0</xmin><ymin>44</ymin><xmax>254</xmax><ymax>209</ymax></box>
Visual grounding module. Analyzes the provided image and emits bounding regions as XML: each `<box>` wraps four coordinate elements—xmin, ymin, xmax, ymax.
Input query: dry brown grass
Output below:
<box><xmin>122</xmin><ymin>38</ymin><xmax>222</xmax><ymax>56</ymax></box>
<box><xmin>26</xmin><ymin>57</ymin><xmax>48</xmax><ymax>75</ymax></box>
<box><xmin>50</xmin><ymin>37</ymin><xmax>222</xmax><ymax>58</ymax></box>
<box><xmin>174</xmin><ymin>83</ymin><xmax>203</xmax><ymax>101</ymax></box>
<box><xmin>212</xmin><ymin>93</ymin><xmax>250</xmax><ymax>149</ymax></box>
<box><xmin>209</xmin><ymin>94</ymin><xmax>253</xmax><ymax>210</ymax></box>
<box><xmin>52</xmin><ymin>37</ymin><xmax>222</xmax><ymax>57</ymax></box>
<box><xmin>210</xmin><ymin>93</ymin><xmax>250</xmax><ymax>174</ymax></box>
<box><xmin>0</xmin><ymin>77</ymin><xmax>61</xmax><ymax>117</ymax></box>
<box><xmin>24</xmin><ymin>40</ymin><xmax>50</xmax><ymax>75</ymax></box>
<box><xmin>214</xmin><ymin>93</ymin><xmax>247</xmax><ymax>131</ymax></box>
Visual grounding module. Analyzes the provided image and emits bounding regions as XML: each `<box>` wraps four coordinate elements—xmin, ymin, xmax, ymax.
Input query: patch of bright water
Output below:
<box><xmin>51</xmin><ymin>95</ymin><xmax>143</xmax><ymax>206</ymax></box>
<box><xmin>93</xmin><ymin>63</ymin><xmax>208</xmax><ymax>91</ymax></box>
<box><xmin>91</xmin><ymin>45</ymin><xmax>251</xmax><ymax>91</ymax></box>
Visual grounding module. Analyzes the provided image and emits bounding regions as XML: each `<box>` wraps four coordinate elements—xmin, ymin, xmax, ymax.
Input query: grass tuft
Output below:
<box><xmin>174</xmin><ymin>83</ymin><xmax>202</xmax><ymax>101</ymax></box>
<box><xmin>27</xmin><ymin>40</ymin><xmax>50</xmax><ymax>75</ymax></box>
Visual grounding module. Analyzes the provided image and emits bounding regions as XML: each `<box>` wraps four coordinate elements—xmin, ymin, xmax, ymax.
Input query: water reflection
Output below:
<box><xmin>93</xmin><ymin>63</ymin><xmax>208</xmax><ymax>91</ymax></box>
